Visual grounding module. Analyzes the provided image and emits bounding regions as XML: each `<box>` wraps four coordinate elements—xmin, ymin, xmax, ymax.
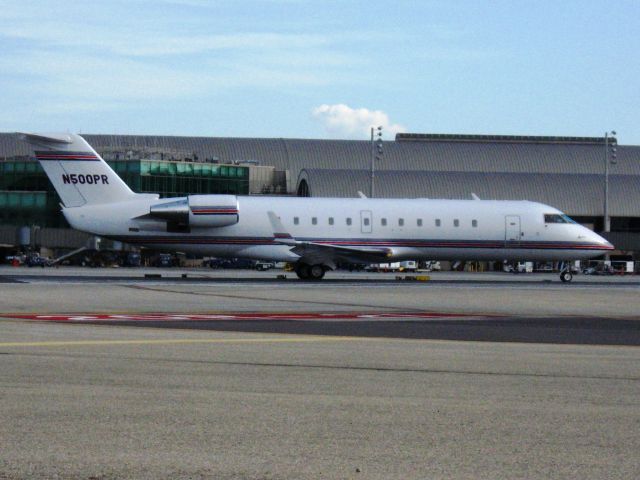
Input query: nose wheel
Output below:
<box><xmin>560</xmin><ymin>270</ymin><xmax>573</xmax><ymax>283</ymax></box>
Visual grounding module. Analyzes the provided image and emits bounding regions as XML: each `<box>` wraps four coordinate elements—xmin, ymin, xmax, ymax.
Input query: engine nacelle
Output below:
<box><xmin>149</xmin><ymin>195</ymin><xmax>239</xmax><ymax>228</ymax></box>
<box><xmin>188</xmin><ymin>195</ymin><xmax>239</xmax><ymax>227</ymax></box>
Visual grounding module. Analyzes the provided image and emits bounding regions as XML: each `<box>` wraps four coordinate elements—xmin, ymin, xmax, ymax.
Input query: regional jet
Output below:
<box><xmin>22</xmin><ymin>133</ymin><xmax>614</xmax><ymax>281</ymax></box>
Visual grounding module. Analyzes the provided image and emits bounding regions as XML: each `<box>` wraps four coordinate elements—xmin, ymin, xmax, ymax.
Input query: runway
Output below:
<box><xmin>3</xmin><ymin>266</ymin><xmax>640</xmax><ymax>286</ymax></box>
<box><xmin>1</xmin><ymin>267</ymin><xmax>639</xmax><ymax>479</ymax></box>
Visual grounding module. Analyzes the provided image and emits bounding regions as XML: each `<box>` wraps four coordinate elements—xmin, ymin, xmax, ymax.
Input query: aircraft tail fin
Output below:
<box><xmin>20</xmin><ymin>132</ymin><xmax>136</xmax><ymax>207</ymax></box>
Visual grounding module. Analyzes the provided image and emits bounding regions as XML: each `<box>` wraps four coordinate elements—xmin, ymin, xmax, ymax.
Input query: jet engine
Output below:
<box><xmin>149</xmin><ymin>195</ymin><xmax>239</xmax><ymax>228</ymax></box>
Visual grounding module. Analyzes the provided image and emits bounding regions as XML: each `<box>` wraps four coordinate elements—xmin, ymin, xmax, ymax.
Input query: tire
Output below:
<box><xmin>295</xmin><ymin>263</ymin><xmax>310</xmax><ymax>280</ymax></box>
<box><xmin>560</xmin><ymin>270</ymin><xmax>573</xmax><ymax>283</ymax></box>
<box><xmin>308</xmin><ymin>264</ymin><xmax>325</xmax><ymax>280</ymax></box>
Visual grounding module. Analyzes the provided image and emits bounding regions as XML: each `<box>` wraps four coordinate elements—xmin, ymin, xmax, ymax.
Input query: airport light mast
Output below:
<box><xmin>370</xmin><ymin>126</ymin><xmax>383</xmax><ymax>197</ymax></box>
<box><xmin>603</xmin><ymin>130</ymin><xmax>617</xmax><ymax>233</ymax></box>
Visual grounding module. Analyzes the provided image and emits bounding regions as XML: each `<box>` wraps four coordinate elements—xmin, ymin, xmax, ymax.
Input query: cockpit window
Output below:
<box><xmin>544</xmin><ymin>213</ymin><xmax>577</xmax><ymax>224</ymax></box>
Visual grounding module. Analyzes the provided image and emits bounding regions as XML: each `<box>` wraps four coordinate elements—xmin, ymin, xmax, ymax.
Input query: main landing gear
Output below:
<box><xmin>295</xmin><ymin>263</ymin><xmax>326</xmax><ymax>280</ymax></box>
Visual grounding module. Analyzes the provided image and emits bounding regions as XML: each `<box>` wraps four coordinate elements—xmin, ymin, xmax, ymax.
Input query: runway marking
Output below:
<box><xmin>0</xmin><ymin>336</ymin><xmax>365</xmax><ymax>348</ymax></box>
<box><xmin>7</xmin><ymin>312</ymin><xmax>493</xmax><ymax>322</ymax></box>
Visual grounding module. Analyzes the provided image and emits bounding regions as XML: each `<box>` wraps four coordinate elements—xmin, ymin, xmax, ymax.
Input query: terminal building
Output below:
<box><xmin>1</xmin><ymin>132</ymin><xmax>639</xmax><ymax>261</ymax></box>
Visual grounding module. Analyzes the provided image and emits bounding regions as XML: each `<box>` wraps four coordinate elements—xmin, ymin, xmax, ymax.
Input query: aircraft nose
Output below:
<box><xmin>593</xmin><ymin>232</ymin><xmax>614</xmax><ymax>250</ymax></box>
<box><xmin>580</xmin><ymin>227</ymin><xmax>614</xmax><ymax>250</ymax></box>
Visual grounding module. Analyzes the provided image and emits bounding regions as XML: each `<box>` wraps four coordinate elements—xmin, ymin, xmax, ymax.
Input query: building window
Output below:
<box><xmin>398</xmin><ymin>218</ymin><xmax>404</xmax><ymax>226</ymax></box>
<box><xmin>454</xmin><ymin>219</ymin><xmax>460</xmax><ymax>227</ymax></box>
<box><xmin>293</xmin><ymin>217</ymin><xmax>299</xmax><ymax>225</ymax></box>
<box><xmin>312</xmin><ymin>217</ymin><xmax>317</xmax><ymax>225</ymax></box>
<box><xmin>417</xmin><ymin>219</ymin><xmax>423</xmax><ymax>227</ymax></box>
<box><xmin>346</xmin><ymin>218</ymin><xmax>352</xmax><ymax>226</ymax></box>
<box><xmin>328</xmin><ymin>217</ymin><xmax>334</xmax><ymax>225</ymax></box>
<box><xmin>435</xmin><ymin>219</ymin><xmax>441</xmax><ymax>227</ymax></box>
<box><xmin>472</xmin><ymin>219</ymin><xmax>478</xmax><ymax>227</ymax></box>
<box><xmin>381</xmin><ymin>218</ymin><xmax>387</xmax><ymax>226</ymax></box>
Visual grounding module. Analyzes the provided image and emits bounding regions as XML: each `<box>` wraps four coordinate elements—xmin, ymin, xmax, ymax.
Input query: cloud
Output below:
<box><xmin>312</xmin><ymin>104</ymin><xmax>406</xmax><ymax>139</ymax></box>
<box><xmin>0</xmin><ymin>19</ymin><xmax>332</xmax><ymax>57</ymax></box>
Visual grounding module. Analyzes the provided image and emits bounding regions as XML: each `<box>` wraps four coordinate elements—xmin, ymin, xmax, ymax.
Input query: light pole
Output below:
<box><xmin>603</xmin><ymin>130</ymin><xmax>617</xmax><ymax>233</ymax></box>
<box><xmin>370</xmin><ymin>126</ymin><xmax>383</xmax><ymax>197</ymax></box>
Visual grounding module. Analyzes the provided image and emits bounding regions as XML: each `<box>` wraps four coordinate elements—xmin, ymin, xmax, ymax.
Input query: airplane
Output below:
<box><xmin>21</xmin><ymin>132</ymin><xmax>614</xmax><ymax>282</ymax></box>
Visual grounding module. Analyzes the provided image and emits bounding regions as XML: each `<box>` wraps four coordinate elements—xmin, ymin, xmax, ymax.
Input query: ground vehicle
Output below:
<box><xmin>25</xmin><ymin>253</ymin><xmax>51</xmax><ymax>267</ymax></box>
<box><xmin>366</xmin><ymin>262</ymin><xmax>401</xmax><ymax>272</ymax></box>
<box><xmin>399</xmin><ymin>260</ymin><xmax>417</xmax><ymax>272</ymax></box>
<box><xmin>154</xmin><ymin>253</ymin><xmax>174</xmax><ymax>267</ymax></box>
<box><xmin>504</xmin><ymin>261</ymin><xmax>534</xmax><ymax>273</ymax></box>
<box><xmin>205</xmin><ymin>257</ymin><xmax>256</xmax><ymax>269</ymax></box>
<box><xmin>5</xmin><ymin>255</ymin><xmax>25</xmax><ymax>266</ymax></box>
<box><xmin>255</xmin><ymin>261</ymin><xmax>275</xmax><ymax>271</ymax></box>
<box><xmin>423</xmin><ymin>261</ymin><xmax>441</xmax><ymax>271</ymax></box>
<box><xmin>122</xmin><ymin>252</ymin><xmax>141</xmax><ymax>267</ymax></box>
<box><xmin>582</xmin><ymin>265</ymin><xmax>615</xmax><ymax>275</ymax></box>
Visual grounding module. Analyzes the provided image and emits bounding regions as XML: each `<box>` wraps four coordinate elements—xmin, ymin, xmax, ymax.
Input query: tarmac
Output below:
<box><xmin>0</xmin><ymin>266</ymin><xmax>639</xmax><ymax>479</ymax></box>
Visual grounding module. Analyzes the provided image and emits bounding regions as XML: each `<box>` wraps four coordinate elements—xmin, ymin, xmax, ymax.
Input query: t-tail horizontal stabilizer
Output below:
<box><xmin>20</xmin><ymin>132</ymin><xmax>136</xmax><ymax>208</ymax></box>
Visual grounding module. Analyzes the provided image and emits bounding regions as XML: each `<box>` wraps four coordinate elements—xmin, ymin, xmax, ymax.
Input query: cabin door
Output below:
<box><xmin>505</xmin><ymin>215</ymin><xmax>521</xmax><ymax>244</ymax></box>
<box><xmin>360</xmin><ymin>210</ymin><xmax>373</xmax><ymax>234</ymax></box>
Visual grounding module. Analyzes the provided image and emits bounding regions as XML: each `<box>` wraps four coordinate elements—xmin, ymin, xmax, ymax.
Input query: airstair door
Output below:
<box><xmin>505</xmin><ymin>215</ymin><xmax>521</xmax><ymax>244</ymax></box>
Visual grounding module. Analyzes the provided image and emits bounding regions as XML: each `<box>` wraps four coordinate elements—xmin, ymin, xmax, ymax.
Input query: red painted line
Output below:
<box><xmin>9</xmin><ymin>312</ymin><xmax>492</xmax><ymax>322</ymax></box>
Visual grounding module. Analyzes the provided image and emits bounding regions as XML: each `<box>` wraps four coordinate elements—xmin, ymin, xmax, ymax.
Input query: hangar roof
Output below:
<box><xmin>2</xmin><ymin>132</ymin><xmax>639</xmax><ymax>173</ymax></box>
<box><xmin>2</xmin><ymin>132</ymin><xmax>639</xmax><ymax>199</ymax></box>
<box><xmin>297</xmin><ymin>169</ymin><xmax>640</xmax><ymax>217</ymax></box>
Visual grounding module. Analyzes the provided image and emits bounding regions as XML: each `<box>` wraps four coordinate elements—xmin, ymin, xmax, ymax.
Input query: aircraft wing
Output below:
<box><xmin>267</xmin><ymin>211</ymin><xmax>391</xmax><ymax>267</ymax></box>
<box><xmin>289</xmin><ymin>242</ymin><xmax>392</xmax><ymax>267</ymax></box>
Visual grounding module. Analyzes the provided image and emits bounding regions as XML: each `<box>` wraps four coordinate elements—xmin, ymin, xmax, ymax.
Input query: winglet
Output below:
<box><xmin>357</xmin><ymin>191</ymin><xmax>367</xmax><ymax>199</ymax></box>
<box><xmin>471</xmin><ymin>193</ymin><xmax>481</xmax><ymax>200</ymax></box>
<box><xmin>267</xmin><ymin>211</ymin><xmax>297</xmax><ymax>245</ymax></box>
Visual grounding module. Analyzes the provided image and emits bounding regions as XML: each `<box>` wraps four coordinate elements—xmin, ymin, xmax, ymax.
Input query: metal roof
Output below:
<box><xmin>297</xmin><ymin>169</ymin><xmax>640</xmax><ymax>217</ymax></box>
<box><xmin>395</xmin><ymin>132</ymin><xmax>612</xmax><ymax>144</ymax></box>
<box><xmin>2</xmin><ymin>132</ymin><xmax>639</xmax><ymax>203</ymax></box>
<box><xmin>3</xmin><ymin>132</ymin><xmax>639</xmax><ymax>169</ymax></box>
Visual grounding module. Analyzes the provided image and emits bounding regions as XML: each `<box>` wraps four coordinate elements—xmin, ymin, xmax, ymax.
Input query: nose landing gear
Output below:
<box><xmin>560</xmin><ymin>269</ymin><xmax>573</xmax><ymax>283</ymax></box>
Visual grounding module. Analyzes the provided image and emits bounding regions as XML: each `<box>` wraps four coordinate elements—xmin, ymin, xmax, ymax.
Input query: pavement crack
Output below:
<box><xmin>10</xmin><ymin>351</ymin><xmax>640</xmax><ymax>382</ymax></box>
<box><xmin>123</xmin><ymin>284</ymin><xmax>419</xmax><ymax>312</ymax></box>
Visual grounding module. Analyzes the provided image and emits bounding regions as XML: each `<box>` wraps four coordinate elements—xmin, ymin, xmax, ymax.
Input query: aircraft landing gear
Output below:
<box><xmin>560</xmin><ymin>270</ymin><xmax>573</xmax><ymax>283</ymax></box>
<box><xmin>308</xmin><ymin>264</ymin><xmax>326</xmax><ymax>280</ymax></box>
<box><xmin>295</xmin><ymin>263</ymin><xmax>310</xmax><ymax>280</ymax></box>
<box><xmin>295</xmin><ymin>263</ymin><xmax>326</xmax><ymax>280</ymax></box>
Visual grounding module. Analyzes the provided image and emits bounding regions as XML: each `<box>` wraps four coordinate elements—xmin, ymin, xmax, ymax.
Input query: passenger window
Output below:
<box><xmin>472</xmin><ymin>219</ymin><xmax>478</xmax><ymax>227</ymax></box>
<box><xmin>293</xmin><ymin>217</ymin><xmax>299</xmax><ymax>225</ymax></box>
<box><xmin>346</xmin><ymin>218</ymin><xmax>352</xmax><ymax>226</ymax></box>
<box><xmin>381</xmin><ymin>218</ymin><xmax>387</xmax><ymax>226</ymax></box>
<box><xmin>312</xmin><ymin>217</ymin><xmax>317</xmax><ymax>225</ymax></box>
<box><xmin>417</xmin><ymin>219</ymin><xmax>423</xmax><ymax>227</ymax></box>
<box><xmin>435</xmin><ymin>219</ymin><xmax>441</xmax><ymax>227</ymax></box>
<box><xmin>454</xmin><ymin>219</ymin><xmax>460</xmax><ymax>227</ymax></box>
<box><xmin>364</xmin><ymin>218</ymin><xmax>370</xmax><ymax>226</ymax></box>
<box><xmin>328</xmin><ymin>217</ymin><xmax>334</xmax><ymax>225</ymax></box>
<box><xmin>398</xmin><ymin>218</ymin><xmax>404</xmax><ymax>226</ymax></box>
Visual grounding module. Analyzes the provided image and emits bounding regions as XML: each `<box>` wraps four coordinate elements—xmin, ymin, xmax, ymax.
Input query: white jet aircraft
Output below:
<box><xmin>22</xmin><ymin>133</ymin><xmax>613</xmax><ymax>282</ymax></box>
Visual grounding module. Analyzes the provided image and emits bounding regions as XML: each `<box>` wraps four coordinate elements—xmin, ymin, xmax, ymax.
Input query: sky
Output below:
<box><xmin>1</xmin><ymin>0</ymin><xmax>638</xmax><ymax>143</ymax></box>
